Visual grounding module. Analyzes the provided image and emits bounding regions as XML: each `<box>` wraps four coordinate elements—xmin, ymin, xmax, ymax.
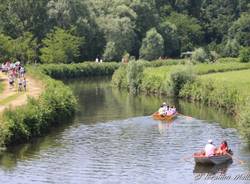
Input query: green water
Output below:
<box><xmin>0</xmin><ymin>77</ymin><xmax>249</xmax><ymax>184</ymax></box>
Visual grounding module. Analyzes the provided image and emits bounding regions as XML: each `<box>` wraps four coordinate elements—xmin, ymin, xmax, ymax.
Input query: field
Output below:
<box><xmin>200</xmin><ymin>69</ymin><xmax>250</xmax><ymax>98</ymax></box>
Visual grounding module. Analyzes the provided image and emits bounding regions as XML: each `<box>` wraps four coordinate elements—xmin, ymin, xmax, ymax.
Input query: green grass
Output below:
<box><xmin>143</xmin><ymin>62</ymin><xmax>250</xmax><ymax>78</ymax></box>
<box><xmin>200</xmin><ymin>69</ymin><xmax>250</xmax><ymax>98</ymax></box>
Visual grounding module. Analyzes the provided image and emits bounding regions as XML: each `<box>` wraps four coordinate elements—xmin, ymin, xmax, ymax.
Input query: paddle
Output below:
<box><xmin>225</xmin><ymin>152</ymin><xmax>245</xmax><ymax>165</ymax></box>
<box><xmin>176</xmin><ymin>112</ymin><xmax>193</xmax><ymax>120</ymax></box>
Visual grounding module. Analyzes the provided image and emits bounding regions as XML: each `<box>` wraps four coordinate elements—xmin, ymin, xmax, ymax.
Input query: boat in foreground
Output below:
<box><xmin>152</xmin><ymin>112</ymin><xmax>177</xmax><ymax>121</ymax></box>
<box><xmin>194</xmin><ymin>152</ymin><xmax>233</xmax><ymax>165</ymax></box>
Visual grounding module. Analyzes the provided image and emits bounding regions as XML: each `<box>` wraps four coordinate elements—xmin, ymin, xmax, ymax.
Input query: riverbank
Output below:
<box><xmin>0</xmin><ymin>67</ymin><xmax>77</xmax><ymax>147</ymax></box>
<box><xmin>0</xmin><ymin>62</ymin><xmax>124</xmax><ymax>147</ymax></box>
<box><xmin>111</xmin><ymin>58</ymin><xmax>250</xmax><ymax>141</ymax></box>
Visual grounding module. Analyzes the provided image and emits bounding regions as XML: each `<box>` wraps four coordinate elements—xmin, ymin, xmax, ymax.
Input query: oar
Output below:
<box><xmin>176</xmin><ymin>112</ymin><xmax>193</xmax><ymax>119</ymax></box>
<box><xmin>225</xmin><ymin>152</ymin><xmax>245</xmax><ymax>165</ymax></box>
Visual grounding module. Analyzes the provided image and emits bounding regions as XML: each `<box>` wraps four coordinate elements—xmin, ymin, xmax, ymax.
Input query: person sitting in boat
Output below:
<box><xmin>170</xmin><ymin>106</ymin><xmax>176</xmax><ymax>114</ymax></box>
<box><xmin>204</xmin><ymin>139</ymin><xmax>216</xmax><ymax>157</ymax></box>
<box><xmin>217</xmin><ymin>140</ymin><xmax>229</xmax><ymax>154</ymax></box>
<box><xmin>158</xmin><ymin>105</ymin><xmax>165</xmax><ymax>116</ymax></box>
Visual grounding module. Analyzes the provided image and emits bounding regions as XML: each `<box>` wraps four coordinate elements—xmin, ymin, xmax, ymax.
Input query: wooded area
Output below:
<box><xmin>0</xmin><ymin>0</ymin><xmax>249</xmax><ymax>63</ymax></box>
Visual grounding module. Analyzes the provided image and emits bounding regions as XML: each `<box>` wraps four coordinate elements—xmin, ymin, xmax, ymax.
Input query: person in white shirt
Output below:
<box><xmin>158</xmin><ymin>105</ymin><xmax>165</xmax><ymax>116</ymax></box>
<box><xmin>204</xmin><ymin>139</ymin><xmax>216</xmax><ymax>157</ymax></box>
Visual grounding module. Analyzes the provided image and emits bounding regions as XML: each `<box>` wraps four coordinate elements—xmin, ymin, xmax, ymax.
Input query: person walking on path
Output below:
<box><xmin>23</xmin><ymin>77</ymin><xmax>27</xmax><ymax>92</ymax></box>
<box><xmin>18</xmin><ymin>77</ymin><xmax>22</xmax><ymax>92</ymax></box>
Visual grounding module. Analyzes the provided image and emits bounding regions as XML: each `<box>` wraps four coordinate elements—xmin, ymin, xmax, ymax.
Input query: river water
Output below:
<box><xmin>0</xmin><ymin>77</ymin><xmax>250</xmax><ymax>184</ymax></box>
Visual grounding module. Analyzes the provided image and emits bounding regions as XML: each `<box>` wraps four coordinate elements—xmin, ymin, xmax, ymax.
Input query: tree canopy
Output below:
<box><xmin>0</xmin><ymin>0</ymin><xmax>249</xmax><ymax>63</ymax></box>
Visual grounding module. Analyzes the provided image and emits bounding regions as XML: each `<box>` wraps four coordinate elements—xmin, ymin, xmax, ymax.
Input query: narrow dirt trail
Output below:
<box><xmin>0</xmin><ymin>72</ymin><xmax>43</xmax><ymax>112</ymax></box>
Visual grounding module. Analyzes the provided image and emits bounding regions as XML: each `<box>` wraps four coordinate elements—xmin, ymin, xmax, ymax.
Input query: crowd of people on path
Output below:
<box><xmin>158</xmin><ymin>102</ymin><xmax>177</xmax><ymax>116</ymax></box>
<box><xmin>1</xmin><ymin>60</ymin><xmax>27</xmax><ymax>92</ymax></box>
<box><xmin>204</xmin><ymin>139</ymin><xmax>231</xmax><ymax>156</ymax></box>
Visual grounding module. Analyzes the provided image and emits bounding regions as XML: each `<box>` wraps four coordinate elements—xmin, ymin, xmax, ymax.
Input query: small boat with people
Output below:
<box><xmin>194</xmin><ymin>140</ymin><xmax>233</xmax><ymax>165</ymax></box>
<box><xmin>152</xmin><ymin>102</ymin><xmax>177</xmax><ymax>121</ymax></box>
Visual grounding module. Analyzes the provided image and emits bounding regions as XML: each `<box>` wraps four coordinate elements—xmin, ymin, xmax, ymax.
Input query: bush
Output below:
<box><xmin>239</xmin><ymin>47</ymin><xmax>250</xmax><ymax>63</ymax></box>
<box><xmin>170</xmin><ymin>66</ymin><xmax>196</xmax><ymax>96</ymax></box>
<box><xmin>111</xmin><ymin>64</ymin><xmax>128</xmax><ymax>89</ymax></box>
<box><xmin>191</xmin><ymin>48</ymin><xmax>208</xmax><ymax>62</ymax></box>
<box><xmin>39</xmin><ymin>62</ymin><xmax>119</xmax><ymax>79</ymax></box>
<box><xmin>179</xmin><ymin>79</ymin><xmax>241</xmax><ymax>114</ymax></box>
<box><xmin>239</xmin><ymin>99</ymin><xmax>250</xmax><ymax>140</ymax></box>
<box><xmin>127</xmin><ymin>60</ymin><xmax>144</xmax><ymax>93</ymax></box>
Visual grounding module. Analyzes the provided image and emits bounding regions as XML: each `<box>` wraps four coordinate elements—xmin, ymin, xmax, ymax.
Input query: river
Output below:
<box><xmin>0</xmin><ymin>77</ymin><xmax>250</xmax><ymax>184</ymax></box>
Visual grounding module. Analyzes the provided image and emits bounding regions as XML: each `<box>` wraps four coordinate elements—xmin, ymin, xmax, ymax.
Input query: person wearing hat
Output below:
<box><xmin>158</xmin><ymin>105</ymin><xmax>165</xmax><ymax>116</ymax></box>
<box><xmin>204</xmin><ymin>139</ymin><xmax>216</xmax><ymax>157</ymax></box>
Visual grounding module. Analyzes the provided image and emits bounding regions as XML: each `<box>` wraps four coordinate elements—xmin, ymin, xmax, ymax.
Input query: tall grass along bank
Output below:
<box><xmin>112</xmin><ymin>59</ymin><xmax>250</xmax><ymax>141</ymax></box>
<box><xmin>39</xmin><ymin>62</ymin><xmax>120</xmax><ymax>79</ymax></box>
<box><xmin>0</xmin><ymin>67</ymin><xmax>77</xmax><ymax>147</ymax></box>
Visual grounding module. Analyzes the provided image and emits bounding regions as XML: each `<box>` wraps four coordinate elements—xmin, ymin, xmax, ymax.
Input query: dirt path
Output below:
<box><xmin>0</xmin><ymin>72</ymin><xmax>43</xmax><ymax>112</ymax></box>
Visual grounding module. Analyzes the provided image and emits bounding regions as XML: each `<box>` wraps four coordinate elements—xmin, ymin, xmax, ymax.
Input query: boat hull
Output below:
<box><xmin>194</xmin><ymin>154</ymin><xmax>233</xmax><ymax>165</ymax></box>
<box><xmin>152</xmin><ymin>112</ymin><xmax>177</xmax><ymax>121</ymax></box>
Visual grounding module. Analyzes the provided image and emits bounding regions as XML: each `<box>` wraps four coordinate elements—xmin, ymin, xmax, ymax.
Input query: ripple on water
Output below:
<box><xmin>0</xmin><ymin>116</ymin><xmax>249</xmax><ymax>184</ymax></box>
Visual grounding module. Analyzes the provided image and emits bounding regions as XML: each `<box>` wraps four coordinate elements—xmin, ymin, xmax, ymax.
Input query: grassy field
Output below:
<box><xmin>200</xmin><ymin>69</ymin><xmax>250</xmax><ymax>98</ymax></box>
<box><xmin>143</xmin><ymin>62</ymin><xmax>250</xmax><ymax>79</ymax></box>
<box><xmin>0</xmin><ymin>81</ymin><xmax>3</xmax><ymax>94</ymax></box>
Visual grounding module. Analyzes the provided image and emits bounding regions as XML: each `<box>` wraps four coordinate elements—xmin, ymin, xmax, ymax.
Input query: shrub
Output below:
<box><xmin>111</xmin><ymin>64</ymin><xmax>128</xmax><ymax>89</ymax></box>
<box><xmin>127</xmin><ymin>60</ymin><xmax>144</xmax><ymax>93</ymax></box>
<box><xmin>179</xmin><ymin>79</ymin><xmax>241</xmax><ymax>114</ymax></box>
<box><xmin>191</xmin><ymin>48</ymin><xmax>208</xmax><ymax>62</ymax></box>
<box><xmin>239</xmin><ymin>98</ymin><xmax>250</xmax><ymax>140</ymax></box>
<box><xmin>39</xmin><ymin>62</ymin><xmax>119</xmax><ymax>79</ymax></box>
<box><xmin>239</xmin><ymin>47</ymin><xmax>250</xmax><ymax>63</ymax></box>
<box><xmin>170</xmin><ymin>66</ymin><xmax>196</xmax><ymax>96</ymax></box>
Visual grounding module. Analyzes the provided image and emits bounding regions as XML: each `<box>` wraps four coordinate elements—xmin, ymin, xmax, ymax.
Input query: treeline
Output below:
<box><xmin>0</xmin><ymin>0</ymin><xmax>249</xmax><ymax>63</ymax></box>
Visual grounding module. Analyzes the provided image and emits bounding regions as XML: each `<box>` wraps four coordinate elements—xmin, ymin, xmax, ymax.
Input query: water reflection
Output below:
<box><xmin>0</xmin><ymin>77</ymin><xmax>248</xmax><ymax>184</ymax></box>
<box><xmin>194</xmin><ymin>162</ymin><xmax>232</xmax><ymax>175</ymax></box>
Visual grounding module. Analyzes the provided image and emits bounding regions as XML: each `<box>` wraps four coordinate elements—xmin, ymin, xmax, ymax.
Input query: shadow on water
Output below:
<box><xmin>193</xmin><ymin>161</ymin><xmax>233</xmax><ymax>175</ymax></box>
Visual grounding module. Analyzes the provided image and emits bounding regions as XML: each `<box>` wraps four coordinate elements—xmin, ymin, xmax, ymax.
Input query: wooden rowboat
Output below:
<box><xmin>152</xmin><ymin>112</ymin><xmax>177</xmax><ymax>121</ymax></box>
<box><xmin>194</xmin><ymin>152</ymin><xmax>233</xmax><ymax>165</ymax></box>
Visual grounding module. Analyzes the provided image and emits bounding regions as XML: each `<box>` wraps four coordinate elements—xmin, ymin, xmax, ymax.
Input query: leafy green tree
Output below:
<box><xmin>0</xmin><ymin>34</ymin><xmax>12</xmax><ymax>62</ymax></box>
<box><xmin>12</xmin><ymin>32</ymin><xmax>37</xmax><ymax>64</ymax></box>
<box><xmin>158</xmin><ymin>21</ymin><xmax>180</xmax><ymax>57</ymax></box>
<box><xmin>168</xmin><ymin>12</ymin><xmax>203</xmax><ymax>52</ymax></box>
<box><xmin>0</xmin><ymin>0</ymin><xmax>49</xmax><ymax>39</ymax></box>
<box><xmin>228</xmin><ymin>13</ymin><xmax>250</xmax><ymax>47</ymax></box>
<box><xmin>40</xmin><ymin>27</ymin><xmax>81</xmax><ymax>63</ymax></box>
<box><xmin>100</xmin><ymin>17</ymin><xmax>136</xmax><ymax>61</ymax></box>
<box><xmin>139</xmin><ymin>28</ymin><xmax>164</xmax><ymax>60</ymax></box>
<box><xmin>201</xmin><ymin>0</ymin><xmax>239</xmax><ymax>43</ymax></box>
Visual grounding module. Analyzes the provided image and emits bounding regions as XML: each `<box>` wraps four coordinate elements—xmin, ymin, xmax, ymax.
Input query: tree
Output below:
<box><xmin>158</xmin><ymin>20</ymin><xmax>180</xmax><ymax>57</ymax></box>
<box><xmin>139</xmin><ymin>28</ymin><xmax>164</xmax><ymax>61</ymax></box>
<box><xmin>228</xmin><ymin>13</ymin><xmax>250</xmax><ymax>47</ymax></box>
<box><xmin>0</xmin><ymin>0</ymin><xmax>50</xmax><ymax>39</ymax></box>
<box><xmin>40</xmin><ymin>27</ymin><xmax>81</xmax><ymax>63</ymax></box>
<box><xmin>168</xmin><ymin>12</ymin><xmax>203</xmax><ymax>52</ymax></box>
<box><xmin>12</xmin><ymin>32</ymin><xmax>37</xmax><ymax>64</ymax></box>
<box><xmin>100</xmin><ymin>17</ymin><xmax>136</xmax><ymax>61</ymax></box>
<box><xmin>0</xmin><ymin>33</ymin><xmax>12</xmax><ymax>62</ymax></box>
<box><xmin>201</xmin><ymin>0</ymin><xmax>239</xmax><ymax>43</ymax></box>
